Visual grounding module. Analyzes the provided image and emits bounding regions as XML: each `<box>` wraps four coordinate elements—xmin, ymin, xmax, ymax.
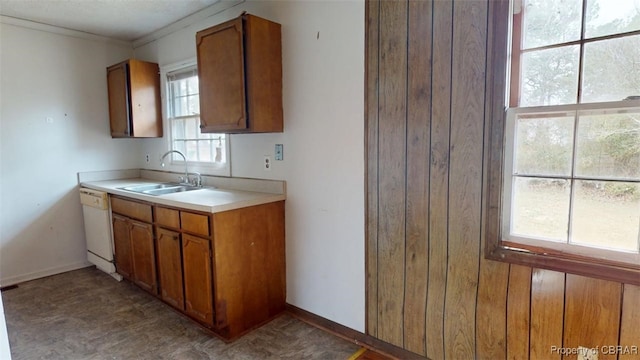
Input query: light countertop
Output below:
<box><xmin>81</xmin><ymin>178</ymin><xmax>286</xmax><ymax>213</ymax></box>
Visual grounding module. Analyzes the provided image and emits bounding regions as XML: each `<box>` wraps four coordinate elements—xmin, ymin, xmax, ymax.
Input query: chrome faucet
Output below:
<box><xmin>160</xmin><ymin>150</ymin><xmax>190</xmax><ymax>185</ymax></box>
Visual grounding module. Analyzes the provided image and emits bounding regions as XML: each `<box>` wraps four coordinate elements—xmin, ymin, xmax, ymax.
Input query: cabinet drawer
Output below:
<box><xmin>111</xmin><ymin>197</ymin><xmax>152</xmax><ymax>223</ymax></box>
<box><xmin>156</xmin><ymin>207</ymin><xmax>180</xmax><ymax>229</ymax></box>
<box><xmin>181</xmin><ymin>212</ymin><xmax>210</xmax><ymax>237</ymax></box>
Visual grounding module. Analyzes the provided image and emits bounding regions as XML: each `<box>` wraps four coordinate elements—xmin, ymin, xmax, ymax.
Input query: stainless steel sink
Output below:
<box><xmin>142</xmin><ymin>185</ymin><xmax>200</xmax><ymax>195</ymax></box>
<box><xmin>119</xmin><ymin>183</ymin><xmax>201</xmax><ymax>196</ymax></box>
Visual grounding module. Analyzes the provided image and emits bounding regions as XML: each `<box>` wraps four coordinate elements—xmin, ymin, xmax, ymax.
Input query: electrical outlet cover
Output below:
<box><xmin>264</xmin><ymin>155</ymin><xmax>272</xmax><ymax>171</ymax></box>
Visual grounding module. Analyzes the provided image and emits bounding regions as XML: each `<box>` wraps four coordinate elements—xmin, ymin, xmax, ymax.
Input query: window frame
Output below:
<box><xmin>484</xmin><ymin>0</ymin><xmax>640</xmax><ymax>285</ymax></box>
<box><xmin>160</xmin><ymin>59</ymin><xmax>231</xmax><ymax>177</ymax></box>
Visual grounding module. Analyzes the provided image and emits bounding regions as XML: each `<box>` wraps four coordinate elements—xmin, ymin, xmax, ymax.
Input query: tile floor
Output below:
<box><xmin>2</xmin><ymin>267</ymin><xmax>361</xmax><ymax>360</ymax></box>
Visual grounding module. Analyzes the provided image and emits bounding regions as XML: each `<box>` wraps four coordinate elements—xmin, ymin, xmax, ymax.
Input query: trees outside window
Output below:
<box><xmin>499</xmin><ymin>0</ymin><xmax>640</xmax><ymax>276</ymax></box>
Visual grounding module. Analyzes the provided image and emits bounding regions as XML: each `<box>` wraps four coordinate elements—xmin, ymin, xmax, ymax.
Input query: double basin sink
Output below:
<box><xmin>119</xmin><ymin>182</ymin><xmax>201</xmax><ymax>196</ymax></box>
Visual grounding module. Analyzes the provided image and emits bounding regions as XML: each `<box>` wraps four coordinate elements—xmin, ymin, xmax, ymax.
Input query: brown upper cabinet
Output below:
<box><xmin>196</xmin><ymin>14</ymin><xmax>283</xmax><ymax>133</ymax></box>
<box><xmin>107</xmin><ymin>59</ymin><xmax>162</xmax><ymax>138</ymax></box>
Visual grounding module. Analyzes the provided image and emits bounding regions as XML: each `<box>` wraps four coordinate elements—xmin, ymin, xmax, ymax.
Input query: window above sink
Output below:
<box><xmin>161</xmin><ymin>60</ymin><xmax>231</xmax><ymax>177</ymax></box>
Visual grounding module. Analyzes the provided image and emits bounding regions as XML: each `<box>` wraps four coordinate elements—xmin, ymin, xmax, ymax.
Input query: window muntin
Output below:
<box><xmin>166</xmin><ymin>67</ymin><xmax>228</xmax><ymax>169</ymax></box>
<box><xmin>504</xmin><ymin>0</ymin><xmax>640</xmax><ymax>270</ymax></box>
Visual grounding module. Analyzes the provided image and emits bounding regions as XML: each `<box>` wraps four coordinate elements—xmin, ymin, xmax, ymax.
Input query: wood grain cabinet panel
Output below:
<box><xmin>155</xmin><ymin>207</ymin><xmax>180</xmax><ymax>229</ymax></box>
<box><xmin>107</xmin><ymin>64</ymin><xmax>129</xmax><ymax>136</ymax></box>
<box><xmin>180</xmin><ymin>212</ymin><xmax>210</xmax><ymax>237</ymax></box>
<box><xmin>111</xmin><ymin>197</ymin><xmax>152</xmax><ymax>223</ymax></box>
<box><xmin>196</xmin><ymin>14</ymin><xmax>282</xmax><ymax>133</ymax></box>
<box><xmin>107</xmin><ymin>59</ymin><xmax>162</xmax><ymax>138</ymax></box>
<box><xmin>130</xmin><ymin>220</ymin><xmax>157</xmax><ymax>293</ymax></box>
<box><xmin>182</xmin><ymin>234</ymin><xmax>214</xmax><ymax>326</ymax></box>
<box><xmin>156</xmin><ymin>227</ymin><xmax>184</xmax><ymax>310</ymax></box>
<box><xmin>212</xmin><ymin>201</ymin><xmax>286</xmax><ymax>339</ymax></box>
<box><xmin>112</xmin><ymin>214</ymin><xmax>133</xmax><ymax>280</ymax></box>
<box><xmin>111</xmin><ymin>196</ymin><xmax>157</xmax><ymax>295</ymax></box>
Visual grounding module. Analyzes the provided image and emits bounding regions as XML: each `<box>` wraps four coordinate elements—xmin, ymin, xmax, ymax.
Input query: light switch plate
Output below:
<box><xmin>275</xmin><ymin>144</ymin><xmax>283</xmax><ymax>161</ymax></box>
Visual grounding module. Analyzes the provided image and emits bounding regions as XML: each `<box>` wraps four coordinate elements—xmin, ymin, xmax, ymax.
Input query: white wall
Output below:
<box><xmin>135</xmin><ymin>1</ymin><xmax>365</xmax><ymax>331</ymax></box>
<box><xmin>0</xmin><ymin>22</ymin><xmax>137</xmax><ymax>285</ymax></box>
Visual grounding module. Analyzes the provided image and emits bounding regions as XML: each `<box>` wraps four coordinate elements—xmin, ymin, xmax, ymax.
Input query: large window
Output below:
<box><xmin>486</xmin><ymin>0</ymin><xmax>640</xmax><ymax>284</ymax></box>
<box><xmin>166</xmin><ymin>65</ymin><xmax>228</xmax><ymax>173</ymax></box>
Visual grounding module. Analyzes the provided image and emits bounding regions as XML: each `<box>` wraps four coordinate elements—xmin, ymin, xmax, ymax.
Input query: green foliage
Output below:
<box><xmin>603</xmin><ymin>182</ymin><xmax>640</xmax><ymax>200</ymax></box>
<box><xmin>520</xmin><ymin>0</ymin><xmax>640</xmax><ymax>104</ymax></box>
<box><xmin>577</xmin><ymin>115</ymin><xmax>640</xmax><ymax>179</ymax></box>
<box><xmin>515</xmin><ymin>0</ymin><xmax>640</xmax><ymax>191</ymax></box>
<box><xmin>516</xmin><ymin>117</ymin><xmax>573</xmax><ymax>175</ymax></box>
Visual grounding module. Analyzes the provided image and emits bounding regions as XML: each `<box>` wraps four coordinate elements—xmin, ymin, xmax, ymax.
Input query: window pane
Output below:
<box><xmin>171</xmin><ymin>118</ymin><xmax>185</xmax><ymax>140</ymax></box>
<box><xmin>167</xmin><ymin>69</ymin><xmax>226</xmax><ymax>168</ymax></box>
<box><xmin>514</xmin><ymin>114</ymin><xmax>575</xmax><ymax>176</ymax></box>
<box><xmin>173</xmin><ymin>141</ymin><xmax>186</xmax><ymax>160</ymax></box>
<box><xmin>169</xmin><ymin>76</ymin><xmax>200</xmax><ymax>117</ymax></box>
<box><xmin>187</xmin><ymin>77</ymin><xmax>199</xmax><ymax>95</ymax></box>
<box><xmin>570</xmin><ymin>180</ymin><xmax>640</xmax><ymax>252</ymax></box>
<box><xmin>511</xmin><ymin>177</ymin><xmax>571</xmax><ymax>241</ymax></box>
<box><xmin>581</xmin><ymin>35</ymin><xmax>640</xmax><ymax>103</ymax></box>
<box><xmin>522</xmin><ymin>0</ymin><xmax>583</xmax><ymax>49</ymax></box>
<box><xmin>520</xmin><ymin>46</ymin><xmax>580</xmax><ymax>106</ymax></box>
<box><xmin>185</xmin><ymin>140</ymin><xmax>198</xmax><ymax>161</ymax></box>
<box><xmin>169</xmin><ymin>82</ymin><xmax>182</xmax><ymax>117</ymax></box>
<box><xmin>197</xmin><ymin>124</ymin><xmax>213</xmax><ymax>139</ymax></box>
<box><xmin>188</xmin><ymin>94</ymin><xmax>200</xmax><ymax>116</ymax></box>
<box><xmin>213</xmin><ymin>136</ymin><xmax>226</xmax><ymax>163</ymax></box>
<box><xmin>185</xmin><ymin>117</ymin><xmax>198</xmax><ymax>139</ymax></box>
<box><xmin>585</xmin><ymin>0</ymin><xmax>640</xmax><ymax>38</ymax></box>
<box><xmin>176</xmin><ymin>95</ymin><xmax>190</xmax><ymax>117</ymax></box>
<box><xmin>198</xmin><ymin>140</ymin><xmax>212</xmax><ymax>162</ymax></box>
<box><xmin>575</xmin><ymin>112</ymin><xmax>640</xmax><ymax>179</ymax></box>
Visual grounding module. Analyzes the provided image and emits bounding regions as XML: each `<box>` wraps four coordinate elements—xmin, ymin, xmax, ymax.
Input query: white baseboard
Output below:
<box><xmin>0</xmin><ymin>261</ymin><xmax>92</xmax><ymax>287</ymax></box>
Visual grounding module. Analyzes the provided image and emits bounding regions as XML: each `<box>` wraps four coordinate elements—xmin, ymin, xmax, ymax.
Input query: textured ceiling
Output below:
<box><xmin>0</xmin><ymin>0</ymin><xmax>220</xmax><ymax>41</ymax></box>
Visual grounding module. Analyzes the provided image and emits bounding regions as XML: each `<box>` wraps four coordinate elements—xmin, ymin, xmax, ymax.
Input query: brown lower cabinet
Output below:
<box><xmin>129</xmin><ymin>220</ymin><xmax>156</xmax><ymax>293</ymax></box>
<box><xmin>155</xmin><ymin>227</ymin><xmax>184</xmax><ymax>310</ymax></box>
<box><xmin>182</xmin><ymin>233</ymin><xmax>214</xmax><ymax>325</ymax></box>
<box><xmin>112</xmin><ymin>211</ymin><xmax>156</xmax><ymax>293</ymax></box>
<box><xmin>112</xmin><ymin>214</ymin><xmax>133</xmax><ymax>279</ymax></box>
<box><xmin>111</xmin><ymin>195</ymin><xmax>285</xmax><ymax>341</ymax></box>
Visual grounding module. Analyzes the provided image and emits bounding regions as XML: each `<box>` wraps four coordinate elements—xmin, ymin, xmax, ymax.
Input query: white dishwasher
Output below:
<box><xmin>79</xmin><ymin>188</ymin><xmax>122</xmax><ymax>281</ymax></box>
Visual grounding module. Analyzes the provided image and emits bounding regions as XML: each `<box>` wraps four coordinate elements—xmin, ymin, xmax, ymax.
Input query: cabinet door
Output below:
<box><xmin>182</xmin><ymin>234</ymin><xmax>214</xmax><ymax>325</ymax></box>
<box><xmin>127</xmin><ymin>60</ymin><xmax>162</xmax><ymax>138</ymax></box>
<box><xmin>196</xmin><ymin>17</ymin><xmax>247</xmax><ymax>132</ymax></box>
<box><xmin>107</xmin><ymin>62</ymin><xmax>130</xmax><ymax>137</ymax></box>
<box><xmin>156</xmin><ymin>227</ymin><xmax>184</xmax><ymax>310</ymax></box>
<box><xmin>113</xmin><ymin>214</ymin><xmax>133</xmax><ymax>279</ymax></box>
<box><xmin>130</xmin><ymin>220</ymin><xmax>157</xmax><ymax>293</ymax></box>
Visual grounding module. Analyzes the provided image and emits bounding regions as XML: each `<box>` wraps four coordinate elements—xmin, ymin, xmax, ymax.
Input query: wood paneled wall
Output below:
<box><xmin>365</xmin><ymin>1</ymin><xmax>640</xmax><ymax>359</ymax></box>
